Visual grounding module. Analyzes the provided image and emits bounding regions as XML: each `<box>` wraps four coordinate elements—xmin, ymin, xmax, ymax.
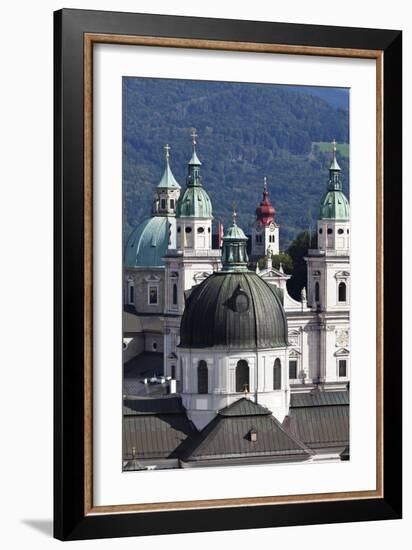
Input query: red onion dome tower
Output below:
<box><xmin>255</xmin><ymin>177</ymin><xmax>275</xmax><ymax>226</ymax></box>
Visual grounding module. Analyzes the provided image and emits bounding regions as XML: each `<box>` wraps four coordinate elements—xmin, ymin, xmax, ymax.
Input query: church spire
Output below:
<box><xmin>157</xmin><ymin>143</ymin><xmax>181</xmax><ymax>190</ymax></box>
<box><xmin>318</xmin><ymin>139</ymin><xmax>349</xmax><ymax>221</ymax></box>
<box><xmin>221</xmin><ymin>206</ymin><xmax>249</xmax><ymax>272</ymax></box>
<box><xmin>188</xmin><ymin>127</ymin><xmax>202</xmax><ymax>168</ymax></box>
<box><xmin>328</xmin><ymin>139</ymin><xmax>342</xmax><ymax>191</ymax></box>
<box><xmin>255</xmin><ymin>176</ymin><xmax>276</xmax><ymax>226</ymax></box>
<box><xmin>187</xmin><ymin>128</ymin><xmax>202</xmax><ymax>186</ymax></box>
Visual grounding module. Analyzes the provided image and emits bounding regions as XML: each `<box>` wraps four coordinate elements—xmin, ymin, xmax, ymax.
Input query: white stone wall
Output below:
<box><xmin>251</xmin><ymin>221</ymin><xmax>279</xmax><ymax>258</ymax></box>
<box><xmin>178</xmin><ymin>347</ymin><xmax>290</xmax><ymax>430</ymax></box>
<box><xmin>176</xmin><ymin>217</ymin><xmax>212</xmax><ymax>250</ymax></box>
<box><xmin>317</xmin><ymin>219</ymin><xmax>350</xmax><ymax>252</ymax></box>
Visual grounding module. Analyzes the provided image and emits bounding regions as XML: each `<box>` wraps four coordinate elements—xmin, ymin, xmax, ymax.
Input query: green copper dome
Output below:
<box><xmin>319</xmin><ymin>143</ymin><xmax>350</xmax><ymax>220</ymax></box>
<box><xmin>176</xmin><ymin>144</ymin><xmax>213</xmax><ymax>219</ymax></box>
<box><xmin>221</xmin><ymin>217</ymin><xmax>249</xmax><ymax>272</ymax></box>
<box><xmin>179</xmin><ymin>271</ymin><xmax>288</xmax><ymax>349</ymax></box>
<box><xmin>176</xmin><ymin>186</ymin><xmax>213</xmax><ymax>218</ymax></box>
<box><xmin>124</xmin><ymin>216</ymin><xmax>172</xmax><ymax>267</ymax></box>
<box><xmin>319</xmin><ymin>190</ymin><xmax>350</xmax><ymax>220</ymax></box>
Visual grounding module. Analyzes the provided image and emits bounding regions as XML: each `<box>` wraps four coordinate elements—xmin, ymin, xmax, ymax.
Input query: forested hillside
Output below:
<box><xmin>123</xmin><ymin>78</ymin><xmax>349</xmax><ymax>247</ymax></box>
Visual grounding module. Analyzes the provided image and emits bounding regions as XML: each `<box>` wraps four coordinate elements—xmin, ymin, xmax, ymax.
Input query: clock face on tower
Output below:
<box><xmin>269</xmin><ymin>225</ymin><xmax>275</xmax><ymax>232</ymax></box>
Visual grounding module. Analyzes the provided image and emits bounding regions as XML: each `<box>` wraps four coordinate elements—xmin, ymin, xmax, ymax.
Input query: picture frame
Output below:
<box><xmin>54</xmin><ymin>8</ymin><xmax>402</xmax><ymax>541</ymax></box>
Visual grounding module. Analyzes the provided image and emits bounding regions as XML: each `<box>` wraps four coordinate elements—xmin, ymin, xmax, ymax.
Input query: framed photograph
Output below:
<box><xmin>54</xmin><ymin>8</ymin><xmax>402</xmax><ymax>541</ymax></box>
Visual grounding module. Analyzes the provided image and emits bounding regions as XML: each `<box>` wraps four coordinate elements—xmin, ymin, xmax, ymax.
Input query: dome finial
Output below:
<box><xmin>187</xmin><ymin>128</ymin><xmax>202</xmax><ymax>168</ymax></box>
<box><xmin>329</xmin><ymin>138</ymin><xmax>341</xmax><ymax>172</ymax></box>
<box><xmin>164</xmin><ymin>143</ymin><xmax>171</xmax><ymax>161</ymax></box>
<box><xmin>191</xmin><ymin>128</ymin><xmax>198</xmax><ymax>149</ymax></box>
<box><xmin>263</xmin><ymin>176</ymin><xmax>268</xmax><ymax>192</ymax></box>
<box><xmin>231</xmin><ymin>200</ymin><xmax>238</xmax><ymax>225</ymax></box>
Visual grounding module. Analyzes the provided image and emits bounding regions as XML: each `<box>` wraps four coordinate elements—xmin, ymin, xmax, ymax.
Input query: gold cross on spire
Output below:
<box><xmin>231</xmin><ymin>200</ymin><xmax>238</xmax><ymax>224</ymax></box>
<box><xmin>191</xmin><ymin>128</ymin><xmax>198</xmax><ymax>146</ymax></box>
<box><xmin>164</xmin><ymin>143</ymin><xmax>171</xmax><ymax>160</ymax></box>
<box><xmin>332</xmin><ymin>138</ymin><xmax>337</xmax><ymax>154</ymax></box>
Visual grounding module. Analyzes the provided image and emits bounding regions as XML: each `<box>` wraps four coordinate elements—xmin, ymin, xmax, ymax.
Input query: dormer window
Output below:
<box><xmin>249</xmin><ymin>429</ymin><xmax>257</xmax><ymax>443</ymax></box>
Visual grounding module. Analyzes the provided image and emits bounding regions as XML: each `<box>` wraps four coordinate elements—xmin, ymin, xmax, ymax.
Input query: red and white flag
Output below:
<box><xmin>218</xmin><ymin>222</ymin><xmax>224</xmax><ymax>248</ymax></box>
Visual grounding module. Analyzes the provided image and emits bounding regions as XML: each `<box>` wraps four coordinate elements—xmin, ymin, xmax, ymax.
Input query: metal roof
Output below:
<box><xmin>290</xmin><ymin>390</ymin><xmax>349</xmax><ymax>408</ymax></box>
<box><xmin>123</xmin><ymin>413</ymin><xmax>195</xmax><ymax>459</ymax></box>
<box><xmin>284</xmin><ymin>403</ymin><xmax>349</xmax><ymax>449</ymax></box>
<box><xmin>218</xmin><ymin>397</ymin><xmax>271</xmax><ymax>417</ymax></box>
<box><xmin>157</xmin><ymin>159</ymin><xmax>181</xmax><ymax>189</ymax></box>
<box><xmin>181</xmin><ymin>400</ymin><xmax>310</xmax><ymax>462</ymax></box>
<box><xmin>319</xmin><ymin>189</ymin><xmax>350</xmax><ymax>221</ymax></box>
<box><xmin>123</xmin><ymin>352</ymin><xmax>164</xmax><ymax>397</ymax></box>
<box><xmin>180</xmin><ymin>271</ymin><xmax>288</xmax><ymax>349</ymax></box>
<box><xmin>124</xmin><ymin>216</ymin><xmax>170</xmax><ymax>268</ymax></box>
<box><xmin>176</xmin><ymin>185</ymin><xmax>213</xmax><ymax>218</ymax></box>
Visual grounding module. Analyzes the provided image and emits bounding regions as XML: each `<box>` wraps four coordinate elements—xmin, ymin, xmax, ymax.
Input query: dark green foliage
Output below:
<box><xmin>123</xmin><ymin>78</ymin><xmax>349</xmax><ymax>248</ymax></box>
<box><xmin>257</xmin><ymin>252</ymin><xmax>294</xmax><ymax>273</ymax></box>
<box><xmin>286</xmin><ymin>230</ymin><xmax>317</xmax><ymax>300</ymax></box>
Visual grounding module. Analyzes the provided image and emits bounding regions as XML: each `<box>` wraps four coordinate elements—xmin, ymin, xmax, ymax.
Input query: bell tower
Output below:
<box><xmin>306</xmin><ymin>140</ymin><xmax>350</xmax><ymax>312</ymax></box>
<box><xmin>151</xmin><ymin>143</ymin><xmax>181</xmax><ymax>220</ymax></box>
<box><xmin>162</xmin><ymin>130</ymin><xmax>221</xmax><ymax>383</ymax></box>
<box><xmin>306</xmin><ymin>140</ymin><xmax>350</xmax><ymax>388</ymax></box>
<box><xmin>251</xmin><ymin>178</ymin><xmax>279</xmax><ymax>259</ymax></box>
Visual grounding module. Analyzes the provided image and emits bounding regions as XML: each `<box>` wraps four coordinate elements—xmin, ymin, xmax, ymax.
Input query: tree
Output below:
<box><xmin>286</xmin><ymin>230</ymin><xmax>317</xmax><ymax>300</ymax></box>
<box><xmin>257</xmin><ymin>252</ymin><xmax>293</xmax><ymax>273</ymax></box>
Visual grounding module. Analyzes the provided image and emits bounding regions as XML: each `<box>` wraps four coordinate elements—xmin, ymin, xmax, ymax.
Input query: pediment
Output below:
<box><xmin>260</xmin><ymin>268</ymin><xmax>287</xmax><ymax>279</ymax></box>
<box><xmin>334</xmin><ymin>347</ymin><xmax>350</xmax><ymax>357</ymax></box>
<box><xmin>144</xmin><ymin>274</ymin><xmax>161</xmax><ymax>282</ymax></box>
<box><xmin>335</xmin><ymin>270</ymin><xmax>350</xmax><ymax>279</ymax></box>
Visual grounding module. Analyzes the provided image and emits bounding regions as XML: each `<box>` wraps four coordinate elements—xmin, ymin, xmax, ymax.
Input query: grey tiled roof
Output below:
<box><xmin>123</xmin><ymin>412</ymin><xmax>195</xmax><ymax>459</ymax></box>
<box><xmin>181</xmin><ymin>399</ymin><xmax>311</xmax><ymax>462</ymax></box>
<box><xmin>284</xmin><ymin>403</ymin><xmax>349</xmax><ymax>449</ymax></box>
<box><xmin>123</xmin><ymin>352</ymin><xmax>164</xmax><ymax>397</ymax></box>
<box><xmin>290</xmin><ymin>390</ymin><xmax>349</xmax><ymax>408</ymax></box>
<box><xmin>219</xmin><ymin>397</ymin><xmax>271</xmax><ymax>417</ymax></box>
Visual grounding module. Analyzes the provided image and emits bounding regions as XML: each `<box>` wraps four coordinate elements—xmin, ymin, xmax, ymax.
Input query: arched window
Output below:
<box><xmin>338</xmin><ymin>282</ymin><xmax>347</xmax><ymax>302</ymax></box>
<box><xmin>128</xmin><ymin>282</ymin><xmax>134</xmax><ymax>304</ymax></box>
<box><xmin>236</xmin><ymin>360</ymin><xmax>249</xmax><ymax>393</ymax></box>
<box><xmin>273</xmin><ymin>358</ymin><xmax>281</xmax><ymax>390</ymax></box>
<box><xmin>197</xmin><ymin>360</ymin><xmax>208</xmax><ymax>394</ymax></box>
<box><xmin>172</xmin><ymin>283</ymin><xmax>178</xmax><ymax>306</ymax></box>
<box><xmin>315</xmin><ymin>281</ymin><xmax>320</xmax><ymax>302</ymax></box>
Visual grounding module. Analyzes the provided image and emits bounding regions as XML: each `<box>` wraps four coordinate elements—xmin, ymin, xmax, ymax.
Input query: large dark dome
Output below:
<box><xmin>180</xmin><ymin>271</ymin><xmax>288</xmax><ymax>349</ymax></box>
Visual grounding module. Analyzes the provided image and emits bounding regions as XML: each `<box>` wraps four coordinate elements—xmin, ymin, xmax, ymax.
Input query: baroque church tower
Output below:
<box><xmin>251</xmin><ymin>178</ymin><xmax>279</xmax><ymax>259</ymax></box>
<box><xmin>163</xmin><ymin>130</ymin><xmax>221</xmax><ymax>381</ymax></box>
<box><xmin>305</xmin><ymin>141</ymin><xmax>350</xmax><ymax>387</ymax></box>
